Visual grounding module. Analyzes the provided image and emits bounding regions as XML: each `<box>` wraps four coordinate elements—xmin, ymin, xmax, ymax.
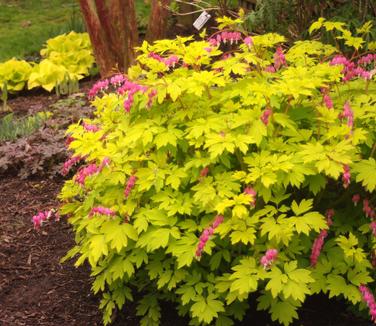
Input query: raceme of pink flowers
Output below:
<box><xmin>32</xmin><ymin>209</ymin><xmax>59</xmax><ymax>230</ymax></box>
<box><xmin>310</xmin><ymin>209</ymin><xmax>334</xmax><ymax>266</ymax></box>
<box><xmin>62</xmin><ymin>155</ymin><xmax>83</xmax><ymax>176</ymax></box>
<box><xmin>243</xmin><ymin>36</ymin><xmax>253</xmax><ymax>47</ymax></box>
<box><xmin>117</xmin><ymin>80</ymin><xmax>148</xmax><ymax>113</ymax></box>
<box><xmin>264</xmin><ymin>65</ymin><xmax>276</xmax><ymax>73</ymax></box>
<box><xmin>195</xmin><ymin>215</ymin><xmax>224</xmax><ymax>258</ymax></box>
<box><xmin>358</xmin><ymin>53</ymin><xmax>376</xmax><ymax>65</ymax></box>
<box><xmin>340</xmin><ymin>101</ymin><xmax>354</xmax><ymax>129</ymax></box>
<box><xmin>326</xmin><ymin>209</ymin><xmax>335</xmax><ymax>227</ymax></box>
<box><xmin>273</xmin><ymin>47</ymin><xmax>287</xmax><ymax>70</ymax></box>
<box><xmin>320</xmin><ymin>88</ymin><xmax>333</xmax><ymax>109</ymax></box>
<box><xmin>323</xmin><ymin>94</ymin><xmax>333</xmax><ymax>109</ymax></box>
<box><xmin>330</xmin><ymin>55</ymin><xmax>373</xmax><ymax>81</ymax></box>
<box><xmin>260</xmin><ymin>249</ymin><xmax>278</xmax><ymax>269</ymax></box>
<box><xmin>88</xmin><ymin>79</ymin><xmax>110</xmax><ymax>99</ymax></box>
<box><xmin>359</xmin><ymin>285</ymin><xmax>376</xmax><ymax>322</ymax></box>
<box><xmin>261</xmin><ymin>108</ymin><xmax>272</xmax><ymax>125</ymax></box>
<box><xmin>342</xmin><ymin>164</ymin><xmax>351</xmax><ymax>188</ymax></box>
<box><xmin>88</xmin><ymin>74</ymin><xmax>152</xmax><ymax>113</ymax></box>
<box><xmin>75</xmin><ymin>157</ymin><xmax>110</xmax><ymax>185</ymax></box>
<box><xmin>310</xmin><ymin>229</ymin><xmax>328</xmax><ymax>267</ymax></box>
<box><xmin>110</xmin><ymin>74</ymin><xmax>126</xmax><ymax>86</ymax></box>
<box><xmin>148</xmin><ymin>52</ymin><xmax>179</xmax><ymax>68</ymax></box>
<box><xmin>83</xmin><ymin>121</ymin><xmax>101</xmax><ymax>132</ymax></box>
<box><xmin>75</xmin><ymin>164</ymin><xmax>100</xmax><ymax>185</ymax></box>
<box><xmin>124</xmin><ymin>175</ymin><xmax>137</xmax><ymax>198</ymax></box>
<box><xmin>364</xmin><ymin>199</ymin><xmax>376</xmax><ymax>219</ymax></box>
<box><xmin>88</xmin><ymin>74</ymin><xmax>128</xmax><ymax>99</ymax></box>
<box><xmin>244</xmin><ymin>186</ymin><xmax>257</xmax><ymax>206</ymax></box>
<box><xmin>89</xmin><ymin>206</ymin><xmax>116</xmax><ymax>218</ymax></box>
<box><xmin>147</xmin><ymin>89</ymin><xmax>158</xmax><ymax>108</ymax></box>
<box><xmin>208</xmin><ymin>31</ymin><xmax>242</xmax><ymax>47</ymax></box>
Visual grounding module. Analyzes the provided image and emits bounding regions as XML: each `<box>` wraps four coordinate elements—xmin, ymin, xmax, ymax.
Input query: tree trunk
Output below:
<box><xmin>146</xmin><ymin>0</ymin><xmax>171</xmax><ymax>42</ymax></box>
<box><xmin>79</xmin><ymin>0</ymin><xmax>138</xmax><ymax>77</ymax></box>
<box><xmin>176</xmin><ymin>3</ymin><xmax>195</xmax><ymax>31</ymax></box>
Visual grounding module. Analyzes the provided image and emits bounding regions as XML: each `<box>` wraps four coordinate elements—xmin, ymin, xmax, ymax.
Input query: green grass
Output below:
<box><xmin>0</xmin><ymin>0</ymin><xmax>84</xmax><ymax>62</ymax></box>
<box><xmin>0</xmin><ymin>112</ymin><xmax>50</xmax><ymax>142</ymax></box>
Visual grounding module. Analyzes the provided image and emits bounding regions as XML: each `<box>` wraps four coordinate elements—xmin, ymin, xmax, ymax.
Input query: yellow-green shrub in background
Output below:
<box><xmin>28</xmin><ymin>32</ymin><xmax>94</xmax><ymax>92</ymax></box>
<box><xmin>40</xmin><ymin>31</ymin><xmax>94</xmax><ymax>79</ymax></box>
<box><xmin>0</xmin><ymin>59</ymin><xmax>32</xmax><ymax>92</ymax></box>
<box><xmin>0</xmin><ymin>32</ymin><xmax>95</xmax><ymax>95</ymax></box>
<box><xmin>28</xmin><ymin>59</ymin><xmax>68</xmax><ymax>92</ymax></box>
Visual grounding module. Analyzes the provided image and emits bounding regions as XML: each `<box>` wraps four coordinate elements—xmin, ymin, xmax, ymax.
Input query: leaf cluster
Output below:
<box><xmin>0</xmin><ymin>32</ymin><xmax>94</xmax><ymax>98</ymax></box>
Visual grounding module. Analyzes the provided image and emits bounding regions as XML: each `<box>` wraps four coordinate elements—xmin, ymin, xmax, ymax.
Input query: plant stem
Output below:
<box><xmin>370</xmin><ymin>142</ymin><xmax>376</xmax><ymax>158</ymax></box>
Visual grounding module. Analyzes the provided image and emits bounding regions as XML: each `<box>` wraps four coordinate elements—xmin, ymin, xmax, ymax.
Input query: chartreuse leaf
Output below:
<box><xmin>176</xmin><ymin>285</ymin><xmax>197</xmax><ymax>305</ymax></box>
<box><xmin>137</xmin><ymin>295</ymin><xmax>161</xmax><ymax>326</ymax></box>
<box><xmin>266</xmin><ymin>261</ymin><xmax>313</xmax><ymax>302</ymax></box>
<box><xmin>100</xmin><ymin>292</ymin><xmax>115</xmax><ymax>325</ymax></box>
<box><xmin>137</xmin><ymin>226</ymin><xmax>180</xmax><ymax>252</ymax></box>
<box><xmin>327</xmin><ymin>274</ymin><xmax>362</xmax><ymax>304</ymax></box>
<box><xmin>291</xmin><ymin>199</ymin><xmax>313</xmax><ymax>215</ymax></box>
<box><xmin>89</xmin><ymin>234</ymin><xmax>108</xmax><ymax>265</ymax></box>
<box><xmin>169</xmin><ymin>233</ymin><xmax>197</xmax><ymax>268</ymax></box>
<box><xmin>191</xmin><ymin>294</ymin><xmax>225</xmax><ymax>324</ymax></box>
<box><xmin>352</xmin><ymin>158</ymin><xmax>376</xmax><ymax>192</ymax></box>
<box><xmin>289</xmin><ymin>210</ymin><xmax>327</xmax><ymax>235</ymax></box>
<box><xmin>229</xmin><ymin>257</ymin><xmax>260</xmax><ymax>296</ymax></box>
<box><xmin>215</xmin><ymin>315</ymin><xmax>234</xmax><ymax>326</ymax></box>
<box><xmin>309</xmin><ymin>17</ymin><xmax>326</xmax><ymax>34</ymax></box>
<box><xmin>101</xmin><ymin>220</ymin><xmax>138</xmax><ymax>253</ymax></box>
<box><xmin>257</xmin><ymin>292</ymin><xmax>300</xmax><ymax>326</ymax></box>
<box><xmin>336</xmin><ymin>233</ymin><xmax>366</xmax><ymax>262</ymax></box>
<box><xmin>260</xmin><ymin>215</ymin><xmax>294</xmax><ymax>245</ymax></box>
<box><xmin>270</xmin><ymin>300</ymin><xmax>299</xmax><ymax>326</ymax></box>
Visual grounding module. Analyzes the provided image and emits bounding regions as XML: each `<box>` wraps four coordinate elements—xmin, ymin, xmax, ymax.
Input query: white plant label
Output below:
<box><xmin>193</xmin><ymin>11</ymin><xmax>211</xmax><ymax>30</ymax></box>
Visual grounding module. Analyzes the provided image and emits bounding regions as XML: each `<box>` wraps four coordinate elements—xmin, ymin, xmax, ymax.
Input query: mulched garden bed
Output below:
<box><xmin>0</xmin><ymin>89</ymin><xmax>373</xmax><ymax>326</ymax></box>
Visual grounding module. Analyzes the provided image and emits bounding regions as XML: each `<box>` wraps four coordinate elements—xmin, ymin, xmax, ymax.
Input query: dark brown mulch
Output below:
<box><xmin>0</xmin><ymin>176</ymin><xmax>103</xmax><ymax>325</ymax></box>
<box><xmin>1</xmin><ymin>79</ymin><xmax>97</xmax><ymax>119</ymax></box>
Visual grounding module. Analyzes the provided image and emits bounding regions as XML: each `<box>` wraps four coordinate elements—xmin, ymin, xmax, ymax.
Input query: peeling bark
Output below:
<box><xmin>79</xmin><ymin>0</ymin><xmax>138</xmax><ymax>77</ymax></box>
<box><xmin>146</xmin><ymin>0</ymin><xmax>171</xmax><ymax>42</ymax></box>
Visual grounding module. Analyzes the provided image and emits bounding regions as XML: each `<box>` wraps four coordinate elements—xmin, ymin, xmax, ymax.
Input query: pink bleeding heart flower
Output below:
<box><xmin>244</xmin><ymin>36</ymin><xmax>253</xmax><ymax>47</ymax></box>
<box><xmin>310</xmin><ymin>229</ymin><xmax>328</xmax><ymax>267</ymax></box>
<box><xmin>260</xmin><ymin>249</ymin><xmax>278</xmax><ymax>269</ymax></box>
<box><xmin>32</xmin><ymin>209</ymin><xmax>55</xmax><ymax>230</ymax></box>
<box><xmin>124</xmin><ymin>175</ymin><xmax>137</xmax><ymax>198</ymax></box>
<box><xmin>352</xmin><ymin>194</ymin><xmax>361</xmax><ymax>206</ymax></box>
<box><xmin>261</xmin><ymin>108</ymin><xmax>272</xmax><ymax>125</ymax></box>
<box><xmin>62</xmin><ymin>155</ymin><xmax>83</xmax><ymax>176</ymax></box>
<box><xmin>273</xmin><ymin>47</ymin><xmax>286</xmax><ymax>70</ymax></box>
<box><xmin>359</xmin><ymin>285</ymin><xmax>376</xmax><ymax>322</ymax></box>
<box><xmin>89</xmin><ymin>206</ymin><xmax>116</xmax><ymax>218</ymax></box>
<box><xmin>244</xmin><ymin>187</ymin><xmax>257</xmax><ymax>206</ymax></box>
<box><xmin>195</xmin><ymin>215</ymin><xmax>224</xmax><ymax>258</ymax></box>
<box><xmin>342</xmin><ymin>164</ymin><xmax>351</xmax><ymax>188</ymax></box>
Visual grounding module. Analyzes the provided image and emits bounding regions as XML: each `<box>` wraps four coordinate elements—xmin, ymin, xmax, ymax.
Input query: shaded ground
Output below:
<box><xmin>0</xmin><ymin>90</ymin><xmax>373</xmax><ymax>326</ymax></box>
<box><xmin>0</xmin><ymin>176</ymin><xmax>104</xmax><ymax>325</ymax></box>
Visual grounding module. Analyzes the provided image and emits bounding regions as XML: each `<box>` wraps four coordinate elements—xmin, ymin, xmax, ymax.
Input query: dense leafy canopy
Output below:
<box><xmin>60</xmin><ymin>17</ymin><xmax>376</xmax><ymax>325</ymax></box>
